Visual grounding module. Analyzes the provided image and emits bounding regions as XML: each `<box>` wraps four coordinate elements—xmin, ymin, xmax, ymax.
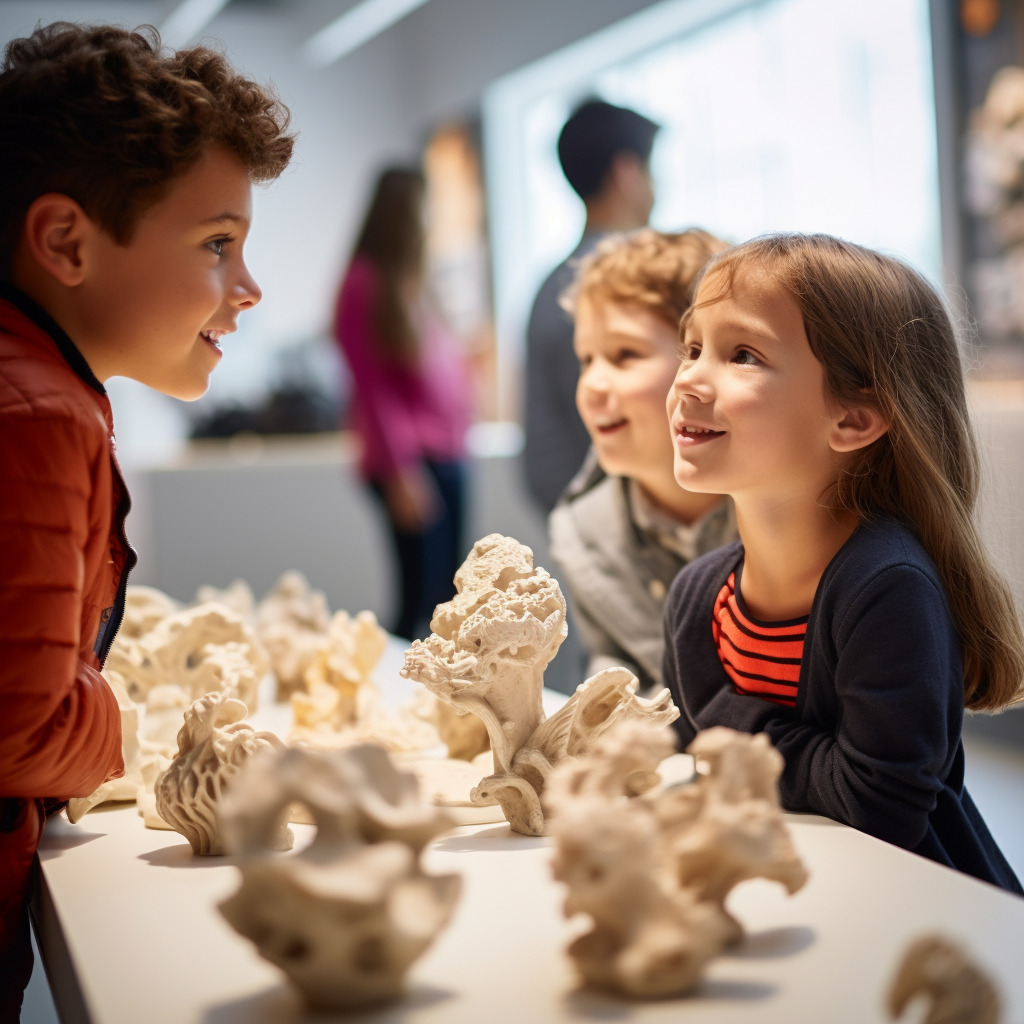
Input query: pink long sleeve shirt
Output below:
<box><xmin>334</xmin><ymin>255</ymin><xmax>471</xmax><ymax>481</ymax></box>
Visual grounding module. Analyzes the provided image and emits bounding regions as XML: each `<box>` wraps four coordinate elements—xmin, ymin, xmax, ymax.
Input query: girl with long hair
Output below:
<box><xmin>664</xmin><ymin>233</ymin><xmax>1024</xmax><ymax>892</ymax></box>
<box><xmin>335</xmin><ymin>169</ymin><xmax>470</xmax><ymax>639</ymax></box>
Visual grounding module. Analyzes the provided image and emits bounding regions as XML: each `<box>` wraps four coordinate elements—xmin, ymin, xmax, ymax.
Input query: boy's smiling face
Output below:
<box><xmin>16</xmin><ymin>143</ymin><xmax>261</xmax><ymax>399</ymax></box>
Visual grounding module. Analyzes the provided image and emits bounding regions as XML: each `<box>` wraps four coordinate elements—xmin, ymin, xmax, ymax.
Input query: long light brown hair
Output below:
<box><xmin>352</xmin><ymin>168</ymin><xmax>425</xmax><ymax>361</ymax></box>
<box><xmin>688</xmin><ymin>233</ymin><xmax>1024</xmax><ymax>712</ymax></box>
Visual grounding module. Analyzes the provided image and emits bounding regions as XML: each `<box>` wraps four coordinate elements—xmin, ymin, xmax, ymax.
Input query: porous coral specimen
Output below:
<box><xmin>107</xmin><ymin>602</ymin><xmax>268</xmax><ymax>707</ymax></box>
<box><xmin>67</xmin><ymin>671</ymin><xmax>143</xmax><ymax>822</ymax></box>
<box><xmin>545</xmin><ymin>721</ymin><xmax>808</xmax><ymax>998</ymax></box>
<box><xmin>195</xmin><ymin>579</ymin><xmax>256</xmax><ymax>624</ymax></box>
<box><xmin>155</xmin><ymin>692</ymin><xmax>288</xmax><ymax>855</ymax></box>
<box><xmin>256</xmin><ymin>571</ymin><xmax>332</xmax><ymax>698</ymax></box>
<box><xmin>292</xmin><ymin>610</ymin><xmax>388</xmax><ymax>733</ymax></box>
<box><xmin>120</xmin><ymin>585</ymin><xmax>181</xmax><ymax>639</ymax></box>
<box><xmin>402</xmin><ymin>535</ymin><xmax>677</xmax><ymax>835</ymax></box>
<box><xmin>218</xmin><ymin>744</ymin><xmax>460</xmax><ymax>1010</ymax></box>
<box><xmin>888</xmin><ymin>935</ymin><xmax>1001</xmax><ymax>1024</ymax></box>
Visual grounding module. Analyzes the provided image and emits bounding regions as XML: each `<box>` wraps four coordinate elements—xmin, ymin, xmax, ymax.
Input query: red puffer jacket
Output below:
<box><xmin>0</xmin><ymin>284</ymin><xmax>132</xmax><ymax>999</ymax></box>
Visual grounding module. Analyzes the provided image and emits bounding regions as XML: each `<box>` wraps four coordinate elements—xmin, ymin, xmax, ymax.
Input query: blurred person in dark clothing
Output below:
<box><xmin>335</xmin><ymin>169</ymin><xmax>471</xmax><ymax>640</ymax></box>
<box><xmin>524</xmin><ymin>100</ymin><xmax>659</xmax><ymax>511</ymax></box>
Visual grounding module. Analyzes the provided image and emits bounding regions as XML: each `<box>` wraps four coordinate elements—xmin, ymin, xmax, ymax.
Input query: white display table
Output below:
<box><xmin>32</xmin><ymin>641</ymin><xmax>1024</xmax><ymax>1024</ymax></box>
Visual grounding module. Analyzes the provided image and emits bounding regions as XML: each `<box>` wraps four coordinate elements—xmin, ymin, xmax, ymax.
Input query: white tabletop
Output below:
<box><xmin>33</xmin><ymin>639</ymin><xmax>1024</xmax><ymax>1024</ymax></box>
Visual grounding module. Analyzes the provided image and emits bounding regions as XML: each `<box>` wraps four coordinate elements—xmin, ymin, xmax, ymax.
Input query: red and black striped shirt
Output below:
<box><xmin>712</xmin><ymin>570</ymin><xmax>806</xmax><ymax>708</ymax></box>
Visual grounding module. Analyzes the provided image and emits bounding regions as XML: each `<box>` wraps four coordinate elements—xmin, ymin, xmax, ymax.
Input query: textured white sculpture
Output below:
<box><xmin>137</xmin><ymin>750</ymin><xmax>174</xmax><ymax>830</ymax></box>
<box><xmin>107</xmin><ymin>603</ymin><xmax>268</xmax><ymax>707</ymax></box>
<box><xmin>888</xmin><ymin>935</ymin><xmax>1001</xmax><ymax>1024</ymax></box>
<box><xmin>120</xmin><ymin>585</ymin><xmax>181</xmax><ymax>639</ymax></box>
<box><xmin>155</xmin><ymin>692</ymin><xmax>288</xmax><ymax>855</ymax></box>
<box><xmin>402</xmin><ymin>535</ymin><xmax>677</xmax><ymax>835</ymax></box>
<box><xmin>67</xmin><ymin>671</ymin><xmax>143</xmax><ymax>822</ymax></box>
<box><xmin>412</xmin><ymin>689</ymin><xmax>490</xmax><ymax>762</ymax></box>
<box><xmin>292</xmin><ymin>610</ymin><xmax>388</xmax><ymax>733</ymax></box>
<box><xmin>195</xmin><ymin>579</ymin><xmax>256</xmax><ymax>624</ymax></box>
<box><xmin>546</xmin><ymin>721</ymin><xmax>808</xmax><ymax>998</ymax></box>
<box><xmin>257</xmin><ymin>571</ymin><xmax>332</xmax><ymax>698</ymax></box>
<box><xmin>218</xmin><ymin>744</ymin><xmax>461</xmax><ymax>1010</ymax></box>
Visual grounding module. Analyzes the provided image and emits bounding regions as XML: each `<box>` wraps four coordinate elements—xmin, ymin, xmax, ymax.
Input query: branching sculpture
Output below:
<box><xmin>546</xmin><ymin>721</ymin><xmax>808</xmax><ymax>998</ymax></box>
<box><xmin>218</xmin><ymin>744</ymin><xmax>461</xmax><ymax>1010</ymax></box>
<box><xmin>888</xmin><ymin>935</ymin><xmax>1001</xmax><ymax>1024</ymax></box>
<box><xmin>401</xmin><ymin>534</ymin><xmax>677</xmax><ymax>835</ymax></box>
<box><xmin>155</xmin><ymin>692</ymin><xmax>287</xmax><ymax>855</ymax></box>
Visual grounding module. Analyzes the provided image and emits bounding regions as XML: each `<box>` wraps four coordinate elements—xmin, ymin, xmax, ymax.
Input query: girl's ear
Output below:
<box><xmin>829</xmin><ymin>403</ymin><xmax>889</xmax><ymax>453</ymax></box>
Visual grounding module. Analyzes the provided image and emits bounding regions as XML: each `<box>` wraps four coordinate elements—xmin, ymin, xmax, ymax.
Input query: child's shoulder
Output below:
<box><xmin>0</xmin><ymin>301</ymin><xmax>109</xmax><ymax>441</ymax></box>
<box><xmin>828</xmin><ymin>517</ymin><xmax>942</xmax><ymax>590</ymax></box>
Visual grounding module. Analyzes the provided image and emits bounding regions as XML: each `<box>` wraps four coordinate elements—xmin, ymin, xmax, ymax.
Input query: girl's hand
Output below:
<box><xmin>384</xmin><ymin>464</ymin><xmax>441</xmax><ymax>533</ymax></box>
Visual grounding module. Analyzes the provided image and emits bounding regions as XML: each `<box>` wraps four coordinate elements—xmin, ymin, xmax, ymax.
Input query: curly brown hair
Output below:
<box><xmin>0</xmin><ymin>22</ymin><xmax>294</xmax><ymax>275</ymax></box>
<box><xmin>562</xmin><ymin>227</ymin><xmax>729</xmax><ymax>327</ymax></box>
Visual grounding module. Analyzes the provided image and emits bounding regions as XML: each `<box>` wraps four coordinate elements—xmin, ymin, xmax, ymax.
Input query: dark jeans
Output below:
<box><xmin>371</xmin><ymin>460</ymin><xmax>465</xmax><ymax>641</ymax></box>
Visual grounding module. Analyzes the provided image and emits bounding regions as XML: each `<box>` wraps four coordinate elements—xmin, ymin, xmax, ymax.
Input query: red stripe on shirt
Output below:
<box><xmin>712</xmin><ymin>571</ymin><xmax>807</xmax><ymax>708</ymax></box>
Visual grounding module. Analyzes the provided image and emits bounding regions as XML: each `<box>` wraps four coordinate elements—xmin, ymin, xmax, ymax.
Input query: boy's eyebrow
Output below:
<box><xmin>201</xmin><ymin>212</ymin><xmax>248</xmax><ymax>225</ymax></box>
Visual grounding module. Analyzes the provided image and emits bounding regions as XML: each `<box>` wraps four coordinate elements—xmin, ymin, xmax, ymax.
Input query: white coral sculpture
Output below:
<box><xmin>888</xmin><ymin>935</ymin><xmax>1001</xmax><ymax>1024</ymax></box>
<box><xmin>401</xmin><ymin>534</ymin><xmax>678</xmax><ymax>836</ymax></box>
<box><xmin>155</xmin><ymin>691</ymin><xmax>288</xmax><ymax>855</ymax></box>
<box><xmin>292</xmin><ymin>610</ymin><xmax>388</xmax><ymax>733</ymax></box>
<box><xmin>218</xmin><ymin>744</ymin><xmax>461</xmax><ymax>1011</ymax></box>
<box><xmin>106</xmin><ymin>602</ymin><xmax>268</xmax><ymax>709</ymax></box>
<box><xmin>256</xmin><ymin>571</ymin><xmax>332</xmax><ymax>698</ymax></box>
<box><xmin>194</xmin><ymin>579</ymin><xmax>256</xmax><ymax>624</ymax></box>
<box><xmin>67</xmin><ymin>671</ymin><xmax>143</xmax><ymax>822</ymax></box>
<box><xmin>120</xmin><ymin>585</ymin><xmax>181</xmax><ymax>639</ymax></box>
<box><xmin>545</xmin><ymin>721</ymin><xmax>809</xmax><ymax>999</ymax></box>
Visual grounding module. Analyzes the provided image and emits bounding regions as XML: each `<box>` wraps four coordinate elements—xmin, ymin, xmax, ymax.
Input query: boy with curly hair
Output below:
<box><xmin>0</xmin><ymin>22</ymin><xmax>293</xmax><ymax>1014</ymax></box>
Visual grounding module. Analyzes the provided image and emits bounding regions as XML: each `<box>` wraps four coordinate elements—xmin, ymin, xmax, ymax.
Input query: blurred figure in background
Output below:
<box><xmin>335</xmin><ymin>169</ymin><xmax>471</xmax><ymax>640</ymax></box>
<box><xmin>524</xmin><ymin>100</ymin><xmax>660</xmax><ymax>511</ymax></box>
<box><xmin>550</xmin><ymin>229</ymin><xmax>736</xmax><ymax>692</ymax></box>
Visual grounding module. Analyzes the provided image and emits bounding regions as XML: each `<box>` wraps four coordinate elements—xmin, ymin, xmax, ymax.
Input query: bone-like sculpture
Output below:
<box><xmin>293</xmin><ymin>610</ymin><xmax>388</xmax><ymax>730</ymax></box>
<box><xmin>402</xmin><ymin>535</ymin><xmax>677</xmax><ymax>835</ymax></box>
<box><xmin>257</xmin><ymin>571</ymin><xmax>332</xmax><ymax>698</ymax></box>
<box><xmin>107</xmin><ymin>603</ymin><xmax>268</xmax><ymax>706</ymax></box>
<box><xmin>67</xmin><ymin>671</ymin><xmax>143</xmax><ymax>822</ymax></box>
<box><xmin>888</xmin><ymin>935</ymin><xmax>1001</xmax><ymax>1024</ymax></box>
<box><xmin>546</xmin><ymin>721</ymin><xmax>808</xmax><ymax>998</ymax></box>
<box><xmin>412</xmin><ymin>689</ymin><xmax>490</xmax><ymax>762</ymax></box>
<box><xmin>218</xmin><ymin>744</ymin><xmax>461</xmax><ymax>1010</ymax></box>
<box><xmin>195</xmin><ymin>579</ymin><xmax>256</xmax><ymax>624</ymax></box>
<box><xmin>121</xmin><ymin>585</ymin><xmax>181</xmax><ymax>639</ymax></box>
<box><xmin>155</xmin><ymin>692</ymin><xmax>288</xmax><ymax>855</ymax></box>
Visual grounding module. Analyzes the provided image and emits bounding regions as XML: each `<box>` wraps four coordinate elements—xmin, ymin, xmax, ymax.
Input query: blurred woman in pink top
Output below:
<box><xmin>335</xmin><ymin>168</ymin><xmax>471</xmax><ymax>639</ymax></box>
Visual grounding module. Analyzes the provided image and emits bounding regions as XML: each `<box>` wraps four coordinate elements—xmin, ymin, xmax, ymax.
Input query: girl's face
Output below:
<box><xmin>667</xmin><ymin>264</ymin><xmax>841</xmax><ymax>501</ymax></box>
<box><xmin>575</xmin><ymin>296</ymin><xmax>680</xmax><ymax>481</ymax></box>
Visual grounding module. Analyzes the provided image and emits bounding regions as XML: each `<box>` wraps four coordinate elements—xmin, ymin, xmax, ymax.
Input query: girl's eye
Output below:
<box><xmin>733</xmin><ymin>349</ymin><xmax>761</xmax><ymax>366</ymax></box>
<box><xmin>206</xmin><ymin>238</ymin><xmax>230</xmax><ymax>256</ymax></box>
<box><xmin>678</xmin><ymin>341</ymin><xmax>700</xmax><ymax>361</ymax></box>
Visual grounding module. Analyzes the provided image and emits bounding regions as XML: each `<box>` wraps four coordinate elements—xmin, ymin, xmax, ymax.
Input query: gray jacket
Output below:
<box><xmin>549</xmin><ymin>457</ymin><xmax>737</xmax><ymax>692</ymax></box>
<box><xmin>523</xmin><ymin>235</ymin><xmax>602</xmax><ymax>512</ymax></box>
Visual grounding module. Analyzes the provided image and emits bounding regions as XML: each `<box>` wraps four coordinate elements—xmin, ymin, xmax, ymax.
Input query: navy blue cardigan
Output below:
<box><xmin>663</xmin><ymin>518</ymin><xmax>1022</xmax><ymax>894</ymax></box>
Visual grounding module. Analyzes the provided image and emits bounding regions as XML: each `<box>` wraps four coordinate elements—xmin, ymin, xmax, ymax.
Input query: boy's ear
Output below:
<box><xmin>18</xmin><ymin>193</ymin><xmax>94</xmax><ymax>287</ymax></box>
<box><xmin>829</xmin><ymin>403</ymin><xmax>889</xmax><ymax>453</ymax></box>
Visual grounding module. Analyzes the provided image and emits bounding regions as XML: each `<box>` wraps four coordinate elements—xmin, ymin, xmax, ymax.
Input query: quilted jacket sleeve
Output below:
<box><xmin>0</xmin><ymin>411</ymin><xmax>122</xmax><ymax>799</ymax></box>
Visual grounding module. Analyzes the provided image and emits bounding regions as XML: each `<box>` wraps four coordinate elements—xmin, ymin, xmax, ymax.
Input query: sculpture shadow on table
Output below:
<box><xmin>202</xmin><ymin>980</ymin><xmax>455</xmax><ymax>1024</ymax></box>
<box><xmin>723</xmin><ymin>925</ymin><xmax>816</xmax><ymax>959</ymax></box>
<box><xmin>564</xmin><ymin>978</ymin><xmax>777</xmax><ymax>1019</ymax></box>
<box><xmin>432</xmin><ymin>824</ymin><xmax>549</xmax><ymax>853</ymax></box>
<box><xmin>139</xmin><ymin>843</ymin><xmax>235</xmax><ymax>869</ymax></box>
